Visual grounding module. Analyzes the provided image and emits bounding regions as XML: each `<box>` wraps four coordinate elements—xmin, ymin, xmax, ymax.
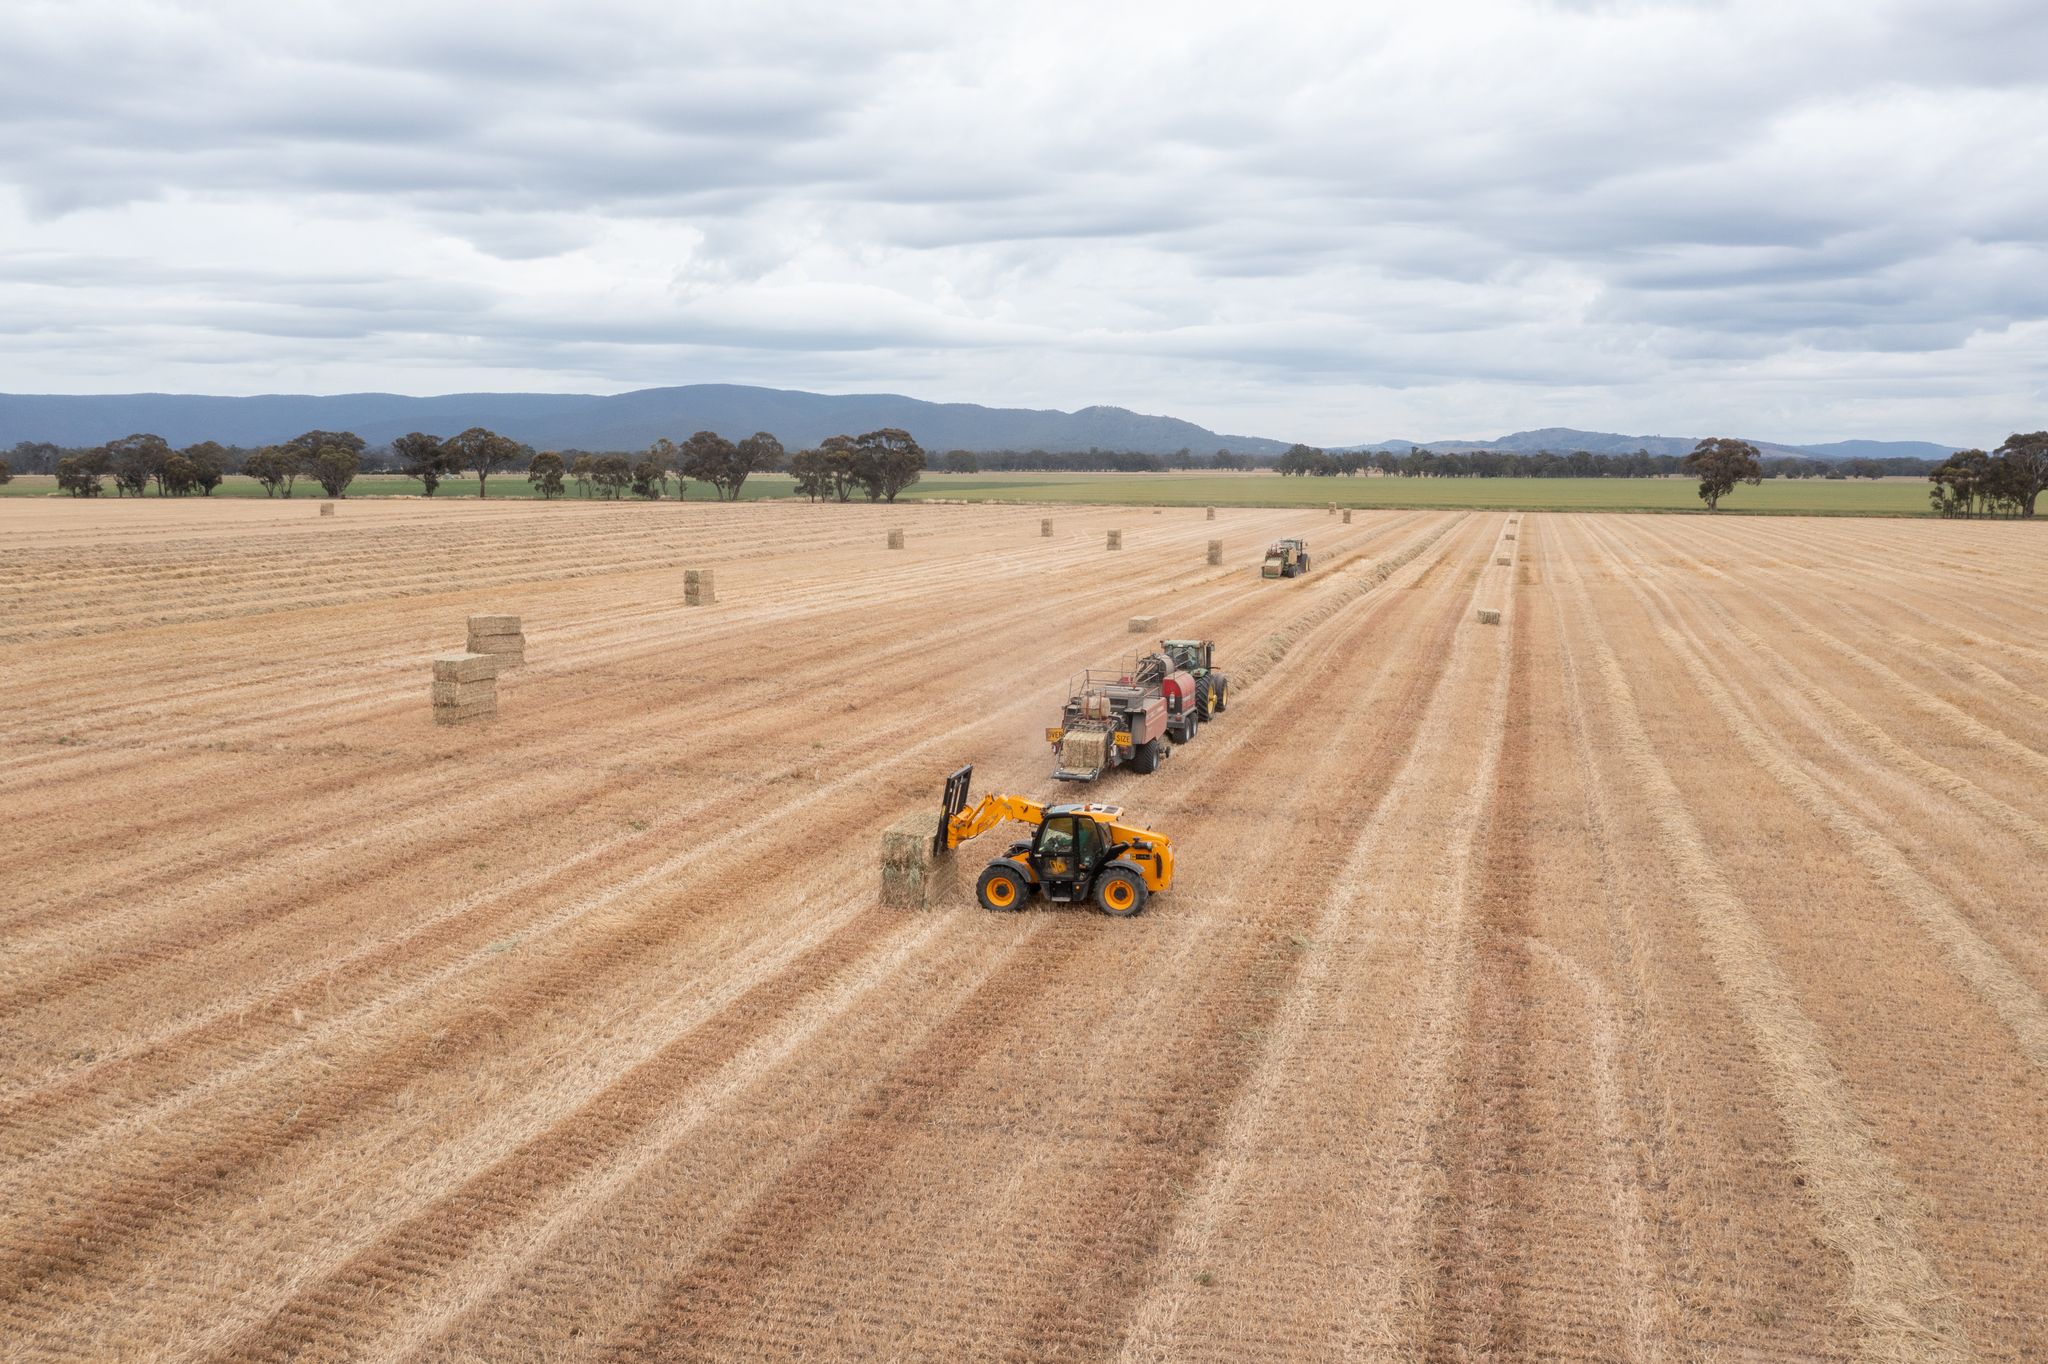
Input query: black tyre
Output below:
<box><xmin>1131</xmin><ymin>738</ymin><xmax>1162</xmax><ymax>774</ymax></box>
<box><xmin>976</xmin><ymin>861</ymin><xmax>1030</xmax><ymax>912</ymax></box>
<box><xmin>1093</xmin><ymin>863</ymin><xmax>1148</xmax><ymax>917</ymax></box>
<box><xmin>1281</xmin><ymin>563</ymin><xmax>1297</xmax><ymax>578</ymax></box>
<box><xmin>1300</xmin><ymin>555</ymin><xmax>1311</xmax><ymax>573</ymax></box>
<box><xmin>1194</xmin><ymin>678</ymin><xmax>1213</xmax><ymax>722</ymax></box>
<box><xmin>1213</xmin><ymin>680</ymin><xmax>1228</xmax><ymax>713</ymax></box>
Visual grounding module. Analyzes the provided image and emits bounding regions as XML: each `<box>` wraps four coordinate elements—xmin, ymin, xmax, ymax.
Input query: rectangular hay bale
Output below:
<box><xmin>1040</xmin><ymin>518</ymin><xmax>1053</xmax><ymax>537</ymax></box>
<box><xmin>1207</xmin><ymin>539</ymin><xmax>1222</xmax><ymax>565</ymax></box>
<box><xmin>1476</xmin><ymin>608</ymin><xmax>1501</xmax><ymax>625</ymax></box>
<box><xmin>684</xmin><ymin>568</ymin><xmax>716</xmax><ymax>605</ymax></box>
<box><xmin>880</xmin><ymin>811</ymin><xmax>939</xmax><ymax>909</ymax></box>
<box><xmin>1106</xmin><ymin>529</ymin><xmax>1122</xmax><ymax>550</ymax></box>
<box><xmin>431</xmin><ymin>678</ymin><xmax>499</xmax><ymax>706</ymax></box>
<box><xmin>1128</xmin><ymin>615</ymin><xmax>1157</xmax><ymax>633</ymax></box>
<box><xmin>467</xmin><ymin>614</ymin><xmax>520</xmax><ymax>636</ymax></box>
<box><xmin>432</xmin><ymin>653</ymin><xmax>500</xmax><ymax>683</ymax></box>
<box><xmin>433</xmin><ymin>697</ymin><xmax>498</xmax><ymax>726</ymax></box>
<box><xmin>1205</xmin><ymin>506</ymin><xmax>1216</xmax><ymax>520</ymax></box>
<box><xmin>888</xmin><ymin>529</ymin><xmax>905</xmax><ymax>549</ymax></box>
<box><xmin>1342</xmin><ymin>509</ymin><xmax>1353</xmax><ymax>523</ymax></box>
<box><xmin>319</xmin><ymin>502</ymin><xmax>335</xmax><ymax>516</ymax></box>
<box><xmin>467</xmin><ymin>633</ymin><xmax>526</xmax><ymax>657</ymax></box>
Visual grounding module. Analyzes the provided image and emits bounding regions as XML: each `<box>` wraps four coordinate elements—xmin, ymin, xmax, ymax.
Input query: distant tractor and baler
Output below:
<box><xmin>1262</xmin><ymin>537</ymin><xmax>1311</xmax><ymax>578</ymax></box>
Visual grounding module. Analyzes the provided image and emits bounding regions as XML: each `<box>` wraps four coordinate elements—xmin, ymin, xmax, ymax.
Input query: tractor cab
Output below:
<box><xmin>993</xmin><ymin>800</ymin><xmax>1139</xmax><ymax>909</ymax></box>
<box><xmin>1029</xmin><ymin>804</ymin><xmax>1110</xmax><ymax>902</ymax></box>
<box><xmin>1160</xmin><ymin>639</ymin><xmax>1210</xmax><ymax>674</ymax></box>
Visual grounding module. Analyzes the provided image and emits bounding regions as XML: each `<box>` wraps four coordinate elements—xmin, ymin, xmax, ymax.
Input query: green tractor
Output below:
<box><xmin>1160</xmin><ymin>639</ymin><xmax>1229</xmax><ymax>721</ymax></box>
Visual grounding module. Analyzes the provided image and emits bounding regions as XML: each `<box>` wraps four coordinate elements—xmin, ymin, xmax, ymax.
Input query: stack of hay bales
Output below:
<box><xmin>466</xmin><ymin>614</ymin><xmax>524</xmax><ymax>668</ymax></box>
<box><xmin>1128</xmin><ymin>615</ymin><xmax>1157</xmax><ymax>633</ymax></box>
<box><xmin>1041</xmin><ymin>518</ymin><xmax>1053</xmax><ymax>537</ymax></box>
<box><xmin>1476</xmin><ymin>608</ymin><xmax>1502</xmax><ymax>625</ymax></box>
<box><xmin>1342</xmin><ymin>509</ymin><xmax>1353</xmax><ymax>523</ymax></box>
<box><xmin>1206</xmin><ymin>506</ymin><xmax>1216</xmax><ymax>520</ymax></box>
<box><xmin>1328</xmin><ymin>502</ymin><xmax>1336</xmax><ymax>515</ymax></box>
<box><xmin>1505</xmin><ymin>529</ymin><xmax>1517</xmax><ymax>541</ymax></box>
<box><xmin>1207</xmin><ymin>539</ymin><xmax>1223</xmax><ymax>565</ymax></box>
<box><xmin>684</xmin><ymin>569</ymin><xmax>715</xmax><ymax>606</ymax></box>
<box><xmin>1106</xmin><ymin>529</ymin><xmax>1122</xmax><ymax>550</ymax></box>
<box><xmin>319</xmin><ymin>502</ymin><xmax>335</xmax><ymax>517</ymax></box>
<box><xmin>888</xmin><ymin>529</ymin><xmax>905</xmax><ymax>549</ymax></box>
<box><xmin>1497</xmin><ymin>555</ymin><xmax>1511</xmax><ymax>565</ymax></box>
<box><xmin>432</xmin><ymin>653</ymin><xmax>499</xmax><ymax>725</ymax></box>
<box><xmin>880</xmin><ymin>811</ymin><xmax>940</xmax><ymax>909</ymax></box>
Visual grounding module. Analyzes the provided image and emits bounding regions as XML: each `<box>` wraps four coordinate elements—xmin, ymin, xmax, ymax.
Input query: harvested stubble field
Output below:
<box><xmin>1</xmin><ymin>495</ymin><xmax>2044</xmax><ymax>1362</ymax></box>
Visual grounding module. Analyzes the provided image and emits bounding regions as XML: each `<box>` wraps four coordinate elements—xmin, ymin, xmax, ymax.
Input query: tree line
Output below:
<box><xmin>24</xmin><ymin>426</ymin><xmax>931</xmax><ymax>504</ymax></box>
<box><xmin>1272</xmin><ymin>443</ymin><xmax>1942</xmax><ymax>481</ymax></box>
<box><xmin>1927</xmin><ymin>434</ymin><xmax>2047</xmax><ymax>518</ymax></box>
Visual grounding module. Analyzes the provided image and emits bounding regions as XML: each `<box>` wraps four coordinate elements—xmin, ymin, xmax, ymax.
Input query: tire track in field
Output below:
<box><xmin>1421</xmin><ymin>557</ymin><xmax>1538</xmax><ymax>1361</ymax></box>
<box><xmin>1111</xmin><ymin>515</ymin><xmax>1514</xmax><ymax>1361</ymax></box>
<box><xmin>1548</xmin><ymin>516</ymin><xmax>1977</xmax><ymax>1364</ymax></box>
<box><xmin>1579</xmin><ymin>517</ymin><xmax>2048</xmax><ymax>1073</ymax></box>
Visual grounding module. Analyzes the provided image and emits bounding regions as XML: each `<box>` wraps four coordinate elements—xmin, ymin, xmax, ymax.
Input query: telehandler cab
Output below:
<box><xmin>933</xmin><ymin>765</ymin><xmax>1175</xmax><ymax>916</ymax></box>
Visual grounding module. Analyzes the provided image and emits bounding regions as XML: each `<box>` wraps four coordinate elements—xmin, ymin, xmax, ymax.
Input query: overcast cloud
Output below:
<box><xmin>2</xmin><ymin>0</ymin><xmax>2043</xmax><ymax>444</ymax></box>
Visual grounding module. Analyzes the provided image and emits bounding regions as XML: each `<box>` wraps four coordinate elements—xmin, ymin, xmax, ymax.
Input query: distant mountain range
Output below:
<box><xmin>0</xmin><ymin>386</ymin><xmax>1960</xmax><ymax>462</ymax></box>
<box><xmin>1342</xmin><ymin>427</ymin><xmax>1959</xmax><ymax>462</ymax></box>
<box><xmin>0</xmin><ymin>385</ymin><xmax>1289</xmax><ymax>456</ymax></box>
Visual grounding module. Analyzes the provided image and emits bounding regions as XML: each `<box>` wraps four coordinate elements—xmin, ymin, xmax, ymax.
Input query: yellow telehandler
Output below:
<box><xmin>933</xmin><ymin>765</ymin><xmax>1175</xmax><ymax>916</ymax></box>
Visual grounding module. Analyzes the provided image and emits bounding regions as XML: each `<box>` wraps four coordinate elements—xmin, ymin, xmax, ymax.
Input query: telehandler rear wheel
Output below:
<box><xmin>977</xmin><ymin>861</ymin><xmax>1030</xmax><ymax>912</ymax></box>
<box><xmin>1093</xmin><ymin>864</ymin><xmax>1148</xmax><ymax>917</ymax></box>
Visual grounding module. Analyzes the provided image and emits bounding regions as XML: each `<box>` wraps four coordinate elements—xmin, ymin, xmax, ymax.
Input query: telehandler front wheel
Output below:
<box><xmin>977</xmin><ymin>861</ymin><xmax>1030</xmax><ymax>912</ymax></box>
<box><xmin>1093</xmin><ymin>864</ymin><xmax>1148</xmax><ymax>917</ymax></box>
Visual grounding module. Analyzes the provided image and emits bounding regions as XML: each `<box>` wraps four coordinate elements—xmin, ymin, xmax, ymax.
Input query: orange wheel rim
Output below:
<box><xmin>988</xmin><ymin>878</ymin><xmax>1016</xmax><ymax>906</ymax></box>
<box><xmin>1106</xmin><ymin>880</ymin><xmax>1134</xmax><ymax>908</ymax></box>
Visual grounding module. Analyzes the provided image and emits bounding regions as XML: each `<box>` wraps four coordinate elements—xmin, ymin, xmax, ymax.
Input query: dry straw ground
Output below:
<box><xmin>1</xmin><ymin>496</ymin><xmax>2044</xmax><ymax>1361</ymax></box>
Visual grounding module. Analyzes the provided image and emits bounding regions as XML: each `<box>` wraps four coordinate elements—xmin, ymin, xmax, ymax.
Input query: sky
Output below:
<box><xmin>2</xmin><ymin>0</ymin><xmax>2043</xmax><ymax>447</ymax></box>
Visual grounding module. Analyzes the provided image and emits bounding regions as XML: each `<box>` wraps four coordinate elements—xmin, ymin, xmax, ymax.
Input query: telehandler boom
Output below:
<box><xmin>933</xmin><ymin>764</ymin><xmax>1174</xmax><ymax>916</ymax></box>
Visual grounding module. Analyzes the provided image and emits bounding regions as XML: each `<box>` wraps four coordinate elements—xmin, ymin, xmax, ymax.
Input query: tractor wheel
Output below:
<box><xmin>1300</xmin><ymin>555</ymin><xmax>1311</xmax><ymax>573</ymax></box>
<box><xmin>1131</xmin><ymin>739</ymin><xmax>1162</xmax><ymax>774</ymax></box>
<box><xmin>1213</xmin><ymin>680</ymin><xmax>1227</xmax><ymax>713</ymax></box>
<box><xmin>976</xmin><ymin>861</ymin><xmax>1030</xmax><ymax>912</ymax></box>
<box><xmin>1093</xmin><ymin>864</ymin><xmax>1148</xmax><ymax>917</ymax></box>
<box><xmin>1194</xmin><ymin>679</ymin><xmax>1213</xmax><ymax>722</ymax></box>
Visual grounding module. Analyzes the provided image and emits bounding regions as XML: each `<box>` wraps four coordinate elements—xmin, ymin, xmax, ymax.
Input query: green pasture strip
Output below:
<box><xmin>1</xmin><ymin>471</ymin><xmax>1940</xmax><ymax>515</ymax></box>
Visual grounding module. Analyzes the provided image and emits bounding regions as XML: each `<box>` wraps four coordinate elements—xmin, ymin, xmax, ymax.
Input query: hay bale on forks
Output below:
<box><xmin>880</xmin><ymin>811</ymin><xmax>940</xmax><ymax>909</ymax></box>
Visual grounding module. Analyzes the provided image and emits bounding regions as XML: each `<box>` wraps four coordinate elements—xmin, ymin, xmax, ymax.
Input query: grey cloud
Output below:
<box><xmin>0</xmin><ymin>0</ymin><xmax>2044</xmax><ymax>444</ymax></box>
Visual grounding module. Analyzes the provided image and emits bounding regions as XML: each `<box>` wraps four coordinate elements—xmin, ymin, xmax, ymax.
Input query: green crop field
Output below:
<box><xmin>1</xmin><ymin>469</ymin><xmax>1941</xmax><ymax>515</ymax></box>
